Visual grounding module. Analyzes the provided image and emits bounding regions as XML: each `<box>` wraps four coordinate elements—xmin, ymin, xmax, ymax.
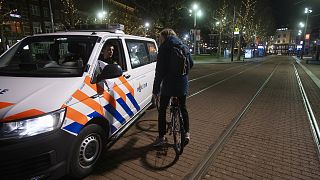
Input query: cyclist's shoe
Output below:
<box><xmin>184</xmin><ymin>132</ymin><xmax>190</xmax><ymax>145</ymax></box>
<box><xmin>153</xmin><ymin>136</ymin><xmax>167</xmax><ymax>147</ymax></box>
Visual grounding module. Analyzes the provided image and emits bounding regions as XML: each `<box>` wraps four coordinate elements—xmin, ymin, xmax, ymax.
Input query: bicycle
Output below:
<box><xmin>155</xmin><ymin>96</ymin><xmax>186</xmax><ymax>155</ymax></box>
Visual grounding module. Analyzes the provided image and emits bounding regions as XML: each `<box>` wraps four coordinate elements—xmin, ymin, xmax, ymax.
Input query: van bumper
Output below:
<box><xmin>0</xmin><ymin>129</ymin><xmax>76</xmax><ymax>179</ymax></box>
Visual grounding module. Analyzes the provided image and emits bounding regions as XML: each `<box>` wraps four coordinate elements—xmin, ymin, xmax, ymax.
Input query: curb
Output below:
<box><xmin>293</xmin><ymin>56</ymin><xmax>320</xmax><ymax>90</ymax></box>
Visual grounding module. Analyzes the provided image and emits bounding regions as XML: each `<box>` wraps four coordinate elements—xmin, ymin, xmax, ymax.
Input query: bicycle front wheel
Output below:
<box><xmin>172</xmin><ymin>109</ymin><xmax>185</xmax><ymax>155</ymax></box>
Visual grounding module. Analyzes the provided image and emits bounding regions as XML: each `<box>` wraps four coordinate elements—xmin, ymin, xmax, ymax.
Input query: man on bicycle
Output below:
<box><xmin>152</xmin><ymin>28</ymin><xmax>194</xmax><ymax>147</ymax></box>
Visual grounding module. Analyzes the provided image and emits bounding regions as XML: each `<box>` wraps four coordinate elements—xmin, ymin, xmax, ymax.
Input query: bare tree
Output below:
<box><xmin>106</xmin><ymin>0</ymin><xmax>140</xmax><ymax>35</ymax></box>
<box><xmin>210</xmin><ymin>0</ymin><xmax>230</xmax><ymax>57</ymax></box>
<box><xmin>254</xmin><ymin>0</ymin><xmax>275</xmax><ymax>43</ymax></box>
<box><xmin>61</xmin><ymin>0</ymin><xmax>81</xmax><ymax>29</ymax></box>
<box><xmin>234</xmin><ymin>0</ymin><xmax>256</xmax><ymax>60</ymax></box>
<box><xmin>131</xmin><ymin>0</ymin><xmax>189</xmax><ymax>35</ymax></box>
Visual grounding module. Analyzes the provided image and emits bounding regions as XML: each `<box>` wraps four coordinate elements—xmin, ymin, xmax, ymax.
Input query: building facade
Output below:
<box><xmin>1</xmin><ymin>0</ymin><xmax>64</xmax><ymax>52</ymax></box>
<box><xmin>269</xmin><ymin>28</ymin><xmax>296</xmax><ymax>55</ymax></box>
<box><xmin>208</xmin><ymin>33</ymin><xmax>230</xmax><ymax>55</ymax></box>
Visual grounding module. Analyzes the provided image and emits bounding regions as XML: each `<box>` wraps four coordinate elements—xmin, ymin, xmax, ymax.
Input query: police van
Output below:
<box><xmin>0</xmin><ymin>25</ymin><xmax>157</xmax><ymax>179</ymax></box>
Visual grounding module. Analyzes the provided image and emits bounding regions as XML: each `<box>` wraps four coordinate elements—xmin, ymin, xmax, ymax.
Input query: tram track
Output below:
<box><xmin>184</xmin><ymin>59</ymin><xmax>320</xmax><ymax>179</ymax></box>
<box><xmin>86</xmin><ymin>56</ymin><xmax>303</xmax><ymax>180</ymax></box>
<box><xmin>184</xmin><ymin>62</ymin><xmax>280</xmax><ymax>180</ymax></box>
<box><xmin>187</xmin><ymin>60</ymin><xmax>269</xmax><ymax>98</ymax></box>
<box><xmin>188</xmin><ymin>59</ymin><xmax>273</xmax><ymax>98</ymax></box>
<box><xmin>188</xmin><ymin>57</ymin><xmax>272</xmax><ymax>84</ymax></box>
<box><xmin>188</xmin><ymin>63</ymin><xmax>249</xmax><ymax>83</ymax></box>
<box><xmin>293</xmin><ymin>63</ymin><xmax>320</xmax><ymax>158</ymax></box>
<box><xmin>147</xmin><ymin>59</ymin><xmax>280</xmax><ymax>179</ymax></box>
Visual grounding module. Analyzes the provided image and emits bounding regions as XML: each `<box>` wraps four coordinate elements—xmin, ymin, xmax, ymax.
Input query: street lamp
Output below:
<box><xmin>301</xmin><ymin>7</ymin><xmax>312</xmax><ymax>59</ymax></box>
<box><xmin>216</xmin><ymin>21</ymin><xmax>223</xmax><ymax>56</ymax></box>
<box><xmin>183</xmin><ymin>34</ymin><xmax>190</xmax><ymax>45</ymax></box>
<box><xmin>145</xmin><ymin>22</ymin><xmax>150</xmax><ymax>30</ymax></box>
<box><xmin>297</xmin><ymin>22</ymin><xmax>304</xmax><ymax>49</ymax></box>
<box><xmin>184</xmin><ymin>34</ymin><xmax>189</xmax><ymax>41</ymax></box>
<box><xmin>97</xmin><ymin>11</ymin><xmax>107</xmax><ymax>24</ymax></box>
<box><xmin>189</xmin><ymin>3</ymin><xmax>202</xmax><ymax>55</ymax></box>
<box><xmin>144</xmin><ymin>22</ymin><xmax>150</xmax><ymax>36</ymax></box>
<box><xmin>48</xmin><ymin>0</ymin><xmax>54</xmax><ymax>32</ymax></box>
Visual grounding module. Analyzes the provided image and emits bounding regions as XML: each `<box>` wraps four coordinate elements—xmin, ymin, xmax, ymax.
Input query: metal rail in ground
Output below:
<box><xmin>185</xmin><ymin>63</ymin><xmax>279</xmax><ymax>180</ymax></box>
<box><xmin>293</xmin><ymin>64</ymin><xmax>320</xmax><ymax>158</ymax></box>
<box><xmin>187</xmin><ymin>61</ymin><xmax>273</xmax><ymax>99</ymax></box>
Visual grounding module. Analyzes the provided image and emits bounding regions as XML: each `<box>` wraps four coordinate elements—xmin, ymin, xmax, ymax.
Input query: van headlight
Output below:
<box><xmin>0</xmin><ymin>109</ymin><xmax>66</xmax><ymax>140</ymax></box>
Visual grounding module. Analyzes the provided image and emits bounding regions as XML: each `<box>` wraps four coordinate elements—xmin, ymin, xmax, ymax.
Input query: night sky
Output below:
<box><xmin>79</xmin><ymin>0</ymin><xmax>320</xmax><ymax>29</ymax></box>
<box><xmin>270</xmin><ymin>0</ymin><xmax>320</xmax><ymax>28</ymax></box>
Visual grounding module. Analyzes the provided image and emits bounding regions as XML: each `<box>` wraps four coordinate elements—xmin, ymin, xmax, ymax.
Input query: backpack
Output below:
<box><xmin>169</xmin><ymin>45</ymin><xmax>190</xmax><ymax>76</ymax></box>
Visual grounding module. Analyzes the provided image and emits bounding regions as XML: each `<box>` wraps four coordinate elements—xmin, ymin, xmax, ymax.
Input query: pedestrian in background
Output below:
<box><xmin>152</xmin><ymin>28</ymin><xmax>194</xmax><ymax>146</ymax></box>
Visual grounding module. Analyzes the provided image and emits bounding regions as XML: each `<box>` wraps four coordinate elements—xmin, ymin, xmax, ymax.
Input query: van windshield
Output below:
<box><xmin>0</xmin><ymin>35</ymin><xmax>98</xmax><ymax>77</ymax></box>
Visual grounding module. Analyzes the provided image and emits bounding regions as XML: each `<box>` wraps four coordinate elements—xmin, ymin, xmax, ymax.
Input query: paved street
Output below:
<box><xmin>79</xmin><ymin>55</ymin><xmax>320</xmax><ymax>180</ymax></box>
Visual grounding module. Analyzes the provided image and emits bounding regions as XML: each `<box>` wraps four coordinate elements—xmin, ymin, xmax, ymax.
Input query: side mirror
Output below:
<box><xmin>96</xmin><ymin>64</ymin><xmax>123</xmax><ymax>82</ymax></box>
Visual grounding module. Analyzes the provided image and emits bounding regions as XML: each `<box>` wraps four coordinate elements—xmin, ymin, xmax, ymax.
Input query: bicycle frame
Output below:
<box><xmin>156</xmin><ymin>96</ymin><xmax>186</xmax><ymax>155</ymax></box>
<box><xmin>168</xmin><ymin>97</ymin><xmax>185</xmax><ymax>155</ymax></box>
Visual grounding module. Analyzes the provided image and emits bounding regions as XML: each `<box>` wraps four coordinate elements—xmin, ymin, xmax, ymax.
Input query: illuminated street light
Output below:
<box><xmin>301</xmin><ymin>7</ymin><xmax>312</xmax><ymax>59</ymax></box>
<box><xmin>193</xmin><ymin>4</ymin><xmax>198</xmax><ymax>11</ymax></box>
<box><xmin>197</xmin><ymin>10</ymin><xmax>203</xmax><ymax>17</ymax></box>
<box><xmin>145</xmin><ymin>22</ymin><xmax>150</xmax><ymax>30</ymax></box>
<box><xmin>299</xmin><ymin>22</ymin><xmax>305</xmax><ymax>28</ymax></box>
<box><xmin>97</xmin><ymin>11</ymin><xmax>107</xmax><ymax>23</ymax></box>
<box><xmin>189</xmin><ymin>3</ymin><xmax>202</xmax><ymax>55</ymax></box>
<box><xmin>97</xmin><ymin>12</ymin><xmax>103</xmax><ymax>19</ymax></box>
<box><xmin>144</xmin><ymin>22</ymin><xmax>150</xmax><ymax>36</ymax></box>
<box><xmin>183</xmin><ymin>34</ymin><xmax>189</xmax><ymax>41</ymax></box>
<box><xmin>305</xmin><ymin>7</ymin><xmax>312</xmax><ymax>14</ymax></box>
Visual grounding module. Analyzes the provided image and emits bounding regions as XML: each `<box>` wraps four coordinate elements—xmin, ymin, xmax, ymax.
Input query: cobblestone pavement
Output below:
<box><xmin>78</xmin><ymin>56</ymin><xmax>320</xmax><ymax>180</ymax></box>
<box><xmin>204</xmin><ymin>57</ymin><xmax>320</xmax><ymax>179</ymax></box>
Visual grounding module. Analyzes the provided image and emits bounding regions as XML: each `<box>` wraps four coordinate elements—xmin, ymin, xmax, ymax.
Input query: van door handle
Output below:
<box><xmin>91</xmin><ymin>94</ymin><xmax>100</xmax><ymax>98</ymax></box>
<box><xmin>123</xmin><ymin>74</ymin><xmax>131</xmax><ymax>79</ymax></box>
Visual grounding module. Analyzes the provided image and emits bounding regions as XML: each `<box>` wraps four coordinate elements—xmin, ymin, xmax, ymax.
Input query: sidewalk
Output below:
<box><xmin>192</xmin><ymin>54</ymin><xmax>266</xmax><ymax>64</ymax></box>
<box><xmin>293</xmin><ymin>56</ymin><xmax>320</xmax><ymax>90</ymax></box>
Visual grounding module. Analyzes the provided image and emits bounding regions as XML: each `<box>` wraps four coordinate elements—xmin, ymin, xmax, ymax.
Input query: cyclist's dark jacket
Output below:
<box><xmin>153</xmin><ymin>36</ymin><xmax>194</xmax><ymax>96</ymax></box>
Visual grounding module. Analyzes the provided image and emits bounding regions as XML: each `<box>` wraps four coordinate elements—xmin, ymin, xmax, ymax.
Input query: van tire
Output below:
<box><xmin>69</xmin><ymin>124</ymin><xmax>106</xmax><ymax>178</ymax></box>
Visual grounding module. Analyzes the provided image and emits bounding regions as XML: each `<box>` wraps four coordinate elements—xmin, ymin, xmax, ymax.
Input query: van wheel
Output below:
<box><xmin>69</xmin><ymin>124</ymin><xmax>106</xmax><ymax>178</ymax></box>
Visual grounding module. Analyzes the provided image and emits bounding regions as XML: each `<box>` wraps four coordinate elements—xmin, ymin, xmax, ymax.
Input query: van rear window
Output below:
<box><xmin>125</xmin><ymin>40</ymin><xmax>157</xmax><ymax>69</ymax></box>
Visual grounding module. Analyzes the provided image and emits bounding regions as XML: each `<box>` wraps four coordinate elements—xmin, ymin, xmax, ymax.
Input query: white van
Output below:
<box><xmin>0</xmin><ymin>26</ymin><xmax>157</xmax><ymax>179</ymax></box>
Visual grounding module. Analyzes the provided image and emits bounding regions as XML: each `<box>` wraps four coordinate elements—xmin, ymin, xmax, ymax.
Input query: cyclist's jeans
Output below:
<box><xmin>158</xmin><ymin>95</ymin><xmax>189</xmax><ymax>137</ymax></box>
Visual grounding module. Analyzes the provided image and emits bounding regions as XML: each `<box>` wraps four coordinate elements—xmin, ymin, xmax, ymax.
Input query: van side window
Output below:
<box><xmin>126</xmin><ymin>40</ymin><xmax>150</xmax><ymax>69</ymax></box>
<box><xmin>147</xmin><ymin>42</ymin><xmax>157</xmax><ymax>62</ymax></box>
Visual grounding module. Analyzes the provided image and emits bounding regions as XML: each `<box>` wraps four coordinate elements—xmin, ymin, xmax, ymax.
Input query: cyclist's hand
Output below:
<box><xmin>153</xmin><ymin>94</ymin><xmax>160</xmax><ymax>110</ymax></box>
<box><xmin>153</xmin><ymin>94</ymin><xmax>159</xmax><ymax>101</ymax></box>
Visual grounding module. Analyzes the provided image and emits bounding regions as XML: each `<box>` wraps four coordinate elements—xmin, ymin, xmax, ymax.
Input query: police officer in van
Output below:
<box><xmin>98</xmin><ymin>41</ymin><xmax>119</xmax><ymax>73</ymax></box>
<box><xmin>152</xmin><ymin>28</ymin><xmax>194</xmax><ymax>147</ymax></box>
<box><xmin>101</xmin><ymin>42</ymin><xmax>117</xmax><ymax>65</ymax></box>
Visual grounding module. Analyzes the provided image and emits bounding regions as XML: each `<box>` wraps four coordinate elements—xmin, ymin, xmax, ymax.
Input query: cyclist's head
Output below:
<box><xmin>160</xmin><ymin>28</ymin><xmax>176</xmax><ymax>44</ymax></box>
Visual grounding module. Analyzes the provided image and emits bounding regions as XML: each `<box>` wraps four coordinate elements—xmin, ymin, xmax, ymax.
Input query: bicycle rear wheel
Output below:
<box><xmin>172</xmin><ymin>109</ymin><xmax>185</xmax><ymax>155</ymax></box>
